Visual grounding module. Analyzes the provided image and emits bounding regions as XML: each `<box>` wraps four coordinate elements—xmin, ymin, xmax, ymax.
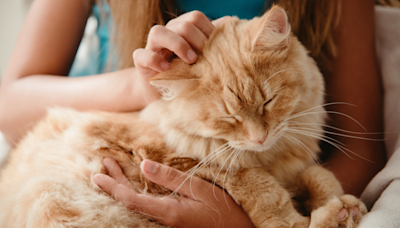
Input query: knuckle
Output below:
<box><xmin>170</xmin><ymin>41</ymin><xmax>185</xmax><ymax>55</ymax></box>
<box><xmin>147</xmin><ymin>52</ymin><xmax>159</xmax><ymax>67</ymax></box>
<box><xmin>166</xmin><ymin>16</ymin><xmax>178</xmax><ymax>26</ymax></box>
<box><xmin>132</xmin><ymin>49</ymin><xmax>145</xmax><ymax>66</ymax></box>
<box><xmin>172</xmin><ymin>37</ymin><xmax>189</xmax><ymax>54</ymax></box>
<box><xmin>149</xmin><ymin>25</ymin><xmax>164</xmax><ymax>37</ymax></box>
<box><xmin>189</xmin><ymin>10</ymin><xmax>206</xmax><ymax>23</ymax></box>
<box><xmin>177</xmin><ymin>21</ymin><xmax>193</xmax><ymax>35</ymax></box>
<box><xmin>132</xmin><ymin>48</ymin><xmax>142</xmax><ymax>59</ymax></box>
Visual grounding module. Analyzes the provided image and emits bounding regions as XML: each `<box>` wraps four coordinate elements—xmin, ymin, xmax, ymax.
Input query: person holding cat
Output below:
<box><xmin>0</xmin><ymin>0</ymin><xmax>389</xmax><ymax>227</ymax></box>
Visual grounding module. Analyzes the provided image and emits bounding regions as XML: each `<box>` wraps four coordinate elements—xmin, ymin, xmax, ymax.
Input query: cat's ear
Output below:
<box><xmin>252</xmin><ymin>6</ymin><xmax>291</xmax><ymax>52</ymax></box>
<box><xmin>150</xmin><ymin>67</ymin><xmax>200</xmax><ymax>101</ymax></box>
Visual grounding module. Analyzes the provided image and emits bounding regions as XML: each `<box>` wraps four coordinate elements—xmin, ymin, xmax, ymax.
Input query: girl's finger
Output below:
<box><xmin>102</xmin><ymin>158</ymin><xmax>133</xmax><ymax>189</ymax></box>
<box><xmin>93</xmin><ymin>173</ymin><xmax>184</xmax><ymax>225</ymax></box>
<box><xmin>133</xmin><ymin>48</ymin><xmax>170</xmax><ymax>77</ymax></box>
<box><xmin>140</xmin><ymin>159</ymin><xmax>227</xmax><ymax>202</ymax></box>
<box><xmin>166</xmin><ymin>10</ymin><xmax>215</xmax><ymax>38</ymax></box>
<box><xmin>167</xmin><ymin>21</ymin><xmax>208</xmax><ymax>50</ymax></box>
<box><xmin>211</xmin><ymin>16</ymin><xmax>230</xmax><ymax>26</ymax></box>
<box><xmin>146</xmin><ymin>25</ymin><xmax>197</xmax><ymax>64</ymax></box>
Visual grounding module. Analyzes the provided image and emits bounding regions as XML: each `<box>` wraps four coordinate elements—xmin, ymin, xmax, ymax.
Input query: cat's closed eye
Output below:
<box><xmin>221</xmin><ymin>115</ymin><xmax>242</xmax><ymax>124</ymax></box>
<box><xmin>260</xmin><ymin>95</ymin><xmax>276</xmax><ymax>115</ymax></box>
<box><xmin>264</xmin><ymin>94</ymin><xmax>277</xmax><ymax>107</ymax></box>
<box><xmin>264</xmin><ymin>98</ymin><xmax>273</xmax><ymax>107</ymax></box>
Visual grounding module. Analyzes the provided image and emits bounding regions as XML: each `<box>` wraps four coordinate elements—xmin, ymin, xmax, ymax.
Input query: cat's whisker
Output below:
<box><xmin>287</xmin><ymin>110</ymin><xmax>367</xmax><ymax>132</ymax></box>
<box><xmin>282</xmin><ymin>135</ymin><xmax>310</xmax><ymax>161</ymax></box>
<box><xmin>290</xmin><ymin>126</ymin><xmax>383</xmax><ymax>142</ymax></box>
<box><xmin>186</xmin><ymin>145</ymin><xmax>234</xmax><ymax>198</ymax></box>
<box><xmin>288</xmin><ymin>121</ymin><xmax>383</xmax><ymax>135</ymax></box>
<box><xmin>287</xmin><ymin>129</ymin><xmax>376</xmax><ymax>163</ymax></box>
<box><xmin>282</xmin><ymin>134</ymin><xmax>319</xmax><ymax>164</ymax></box>
<box><xmin>188</xmin><ymin>143</ymin><xmax>229</xmax><ymax>171</ymax></box>
<box><xmin>187</xmin><ymin>147</ymin><xmax>231</xmax><ymax>189</ymax></box>
<box><xmin>206</xmin><ymin>146</ymin><xmax>234</xmax><ymax>200</ymax></box>
<box><xmin>212</xmin><ymin>148</ymin><xmax>238</xmax><ymax>202</ymax></box>
<box><xmin>289</xmin><ymin>127</ymin><xmax>345</xmax><ymax>146</ymax></box>
<box><xmin>186</xmin><ymin>143</ymin><xmax>231</xmax><ymax>177</ymax></box>
<box><xmin>287</xmin><ymin>102</ymin><xmax>354</xmax><ymax>120</ymax></box>
<box><xmin>166</xmin><ymin>143</ymin><xmax>231</xmax><ymax>200</ymax></box>
<box><xmin>287</xmin><ymin>128</ymin><xmax>355</xmax><ymax>160</ymax></box>
<box><xmin>224</xmin><ymin>149</ymin><xmax>242</xmax><ymax>206</ymax></box>
<box><xmin>216</xmin><ymin>149</ymin><xmax>236</xmax><ymax>206</ymax></box>
<box><xmin>221</xmin><ymin>149</ymin><xmax>242</xmax><ymax>211</ymax></box>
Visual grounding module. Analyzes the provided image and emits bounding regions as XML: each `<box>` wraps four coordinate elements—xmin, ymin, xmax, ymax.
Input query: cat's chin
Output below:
<box><xmin>230</xmin><ymin>144</ymin><xmax>272</xmax><ymax>153</ymax></box>
<box><xmin>247</xmin><ymin>146</ymin><xmax>271</xmax><ymax>153</ymax></box>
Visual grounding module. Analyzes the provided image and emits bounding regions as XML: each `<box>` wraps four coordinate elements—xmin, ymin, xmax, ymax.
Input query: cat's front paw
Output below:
<box><xmin>337</xmin><ymin>195</ymin><xmax>367</xmax><ymax>227</ymax></box>
<box><xmin>309</xmin><ymin>194</ymin><xmax>367</xmax><ymax>228</ymax></box>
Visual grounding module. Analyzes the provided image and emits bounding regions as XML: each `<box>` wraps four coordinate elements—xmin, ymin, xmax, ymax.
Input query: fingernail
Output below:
<box><xmin>160</xmin><ymin>61</ymin><xmax>170</xmax><ymax>71</ymax></box>
<box><xmin>141</xmin><ymin>160</ymin><xmax>158</xmax><ymax>174</ymax></box>
<box><xmin>187</xmin><ymin>49</ymin><xmax>197</xmax><ymax>62</ymax></box>
<box><xmin>93</xmin><ymin>174</ymin><xmax>102</xmax><ymax>187</ymax></box>
<box><xmin>338</xmin><ymin>208</ymin><xmax>347</xmax><ymax>220</ymax></box>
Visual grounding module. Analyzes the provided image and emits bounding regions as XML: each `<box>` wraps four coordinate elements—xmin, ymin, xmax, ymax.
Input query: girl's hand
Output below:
<box><xmin>94</xmin><ymin>158</ymin><xmax>254</xmax><ymax>228</ymax></box>
<box><xmin>133</xmin><ymin>11</ymin><xmax>228</xmax><ymax>106</ymax></box>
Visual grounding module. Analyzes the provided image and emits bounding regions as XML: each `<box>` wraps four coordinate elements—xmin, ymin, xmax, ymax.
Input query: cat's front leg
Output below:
<box><xmin>200</xmin><ymin>167</ymin><xmax>310</xmax><ymax>228</ymax></box>
<box><xmin>295</xmin><ymin>165</ymin><xmax>367</xmax><ymax>228</ymax></box>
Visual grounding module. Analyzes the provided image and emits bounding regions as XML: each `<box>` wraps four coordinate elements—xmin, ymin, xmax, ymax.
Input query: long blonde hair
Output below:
<box><xmin>104</xmin><ymin>0</ymin><xmax>398</xmax><ymax>72</ymax></box>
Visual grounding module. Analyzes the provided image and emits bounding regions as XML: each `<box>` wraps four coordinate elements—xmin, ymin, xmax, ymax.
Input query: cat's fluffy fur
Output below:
<box><xmin>0</xmin><ymin>6</ymin><xmax>366</xmax><ymax>228</ymax></box>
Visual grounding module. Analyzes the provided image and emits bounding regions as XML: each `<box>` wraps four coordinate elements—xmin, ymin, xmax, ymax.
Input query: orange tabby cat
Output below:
<box><xmin>0</xmin><ymin>6</ymin><xmax>366</xmax><ymax>228</ymax></box>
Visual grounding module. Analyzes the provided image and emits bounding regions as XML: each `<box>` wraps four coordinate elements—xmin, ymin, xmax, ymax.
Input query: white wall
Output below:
<box><xmin>0</xmin><ymin>0</ymin><xmax>29</xmax><ymax>80</ymax></box>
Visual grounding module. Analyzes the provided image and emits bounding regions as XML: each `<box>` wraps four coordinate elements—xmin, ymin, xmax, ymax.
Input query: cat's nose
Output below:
<box><xmin>250</xmin><ymin>134</ymin><xmax>268</xmax><ymax>145</ymax></box>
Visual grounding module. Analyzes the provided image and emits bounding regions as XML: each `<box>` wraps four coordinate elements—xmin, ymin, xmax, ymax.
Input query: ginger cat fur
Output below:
<box><xmin>0</xmin><ymin>6</ymin><xmax>366</xmax><ymax>228</ymax></box>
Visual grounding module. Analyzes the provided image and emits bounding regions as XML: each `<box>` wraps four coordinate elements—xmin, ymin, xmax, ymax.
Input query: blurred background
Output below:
<box><xmin>0</xmin><ymin>0</ymin><xmax>30</xmax><ymax>81</ymax></box>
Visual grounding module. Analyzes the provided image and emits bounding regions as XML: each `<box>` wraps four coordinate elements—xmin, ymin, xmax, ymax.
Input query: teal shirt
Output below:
<box><xmin>69</xmin><ymin>4</ymin><xmax>111</xmax><ymax>77</ymax></box>
<box><xmin>69</xmin><ymin>0</ymin><xmax>272</xmax><ymax>77</ymax></box>
<box><xmin>176</xmin><ymin>0</ymin><xmax>269</xmax><ymax>20</ymax></box>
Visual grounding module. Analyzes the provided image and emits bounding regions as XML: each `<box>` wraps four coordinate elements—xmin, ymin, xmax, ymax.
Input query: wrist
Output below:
<box><xmin>111</xmin><ymin>67</ymin><xmax>146</xmax><ymax>112</ymax></box>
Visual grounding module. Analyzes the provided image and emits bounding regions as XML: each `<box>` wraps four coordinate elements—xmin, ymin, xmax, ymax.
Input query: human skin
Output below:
<box><xmin>94</xmin><ymin>158</ymin><xmax>255</xmax><ymax>228</ymax></box>
<box><xmin>0</xmin><ymin>0</ymin><xmax>386</xmax><ymax>226</ymax></box>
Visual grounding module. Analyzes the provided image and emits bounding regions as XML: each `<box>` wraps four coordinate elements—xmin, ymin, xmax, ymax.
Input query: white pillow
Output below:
<box><xmin>359</xmin><ymin>5</ymin><xmax>400</xmax><ymax>228</ymax></box>
<box><xmin>376</xmin><ymin>6</ymin><xmax>400</xmax><ymax>159</ymax></box>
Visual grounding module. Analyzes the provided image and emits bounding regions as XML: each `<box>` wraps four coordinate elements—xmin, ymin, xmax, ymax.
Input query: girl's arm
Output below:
<box><xmin>323</xmin><ymin>0</ymin><xmax>387</xmax><ymax>196</ymax></box>
<box><xmin>0</xmin><ymin>0</ymin><xmax>152</xmax><ymax>144</ymax></box>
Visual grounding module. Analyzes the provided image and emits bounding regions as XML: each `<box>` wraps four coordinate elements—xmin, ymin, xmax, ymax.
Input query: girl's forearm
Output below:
<box><xmin>0</xmin><ymin>68</ymin><xmax>146</xmax><ymax>144</ymax></box>
<box><xmin>323</xmin><ymin>0</ymin><xmax>386</xmax><ymax>196</ymax></box>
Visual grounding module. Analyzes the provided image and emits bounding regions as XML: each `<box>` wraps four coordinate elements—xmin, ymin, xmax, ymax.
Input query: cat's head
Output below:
<box><xmin>148</xmin><ymin>6</ymin><xmax>325</xmax><ymax>155</ymax></box>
